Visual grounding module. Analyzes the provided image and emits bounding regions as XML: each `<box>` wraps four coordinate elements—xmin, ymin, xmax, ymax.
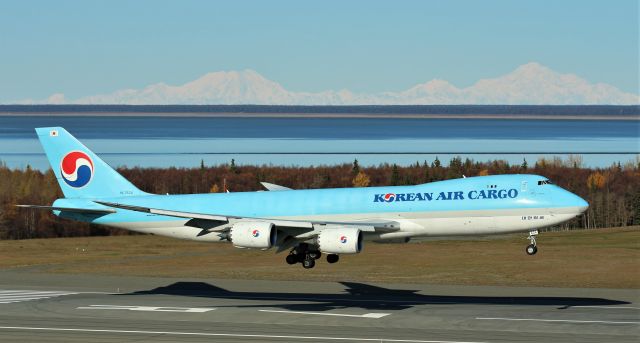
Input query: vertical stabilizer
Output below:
<box><xmin>35</xmin><ymin>127</ymin><xmax>147</xmax><ymax>199</ymax></box>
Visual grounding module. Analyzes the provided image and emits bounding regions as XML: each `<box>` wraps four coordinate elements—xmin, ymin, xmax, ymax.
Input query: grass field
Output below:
<box><xmin>1</xmin><ymin>227</ymin><xmax>638</xmax><ymax>289</ymax></box>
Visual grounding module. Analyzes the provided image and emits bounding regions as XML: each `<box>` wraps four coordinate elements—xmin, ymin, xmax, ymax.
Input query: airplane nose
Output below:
<box><xmin>558</xmin><ymin>188</ymin><xmax>589</xmax><ymax>213</ymax></box>
<box><xmin>568</xmin><ymin>191</ymin><xmax>589</xmax><ymax>213</ymax></box>
<box><xmin>576</xmin><ymin>195</ymin><xmax>589</xmax><ymax>213</ymax></box>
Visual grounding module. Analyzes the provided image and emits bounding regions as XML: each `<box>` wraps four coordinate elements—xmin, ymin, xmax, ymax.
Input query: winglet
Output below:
<box><xmin>260</xmin><ymin>182</ymin><xmax>293</xmax><ymax>191</ymax></box>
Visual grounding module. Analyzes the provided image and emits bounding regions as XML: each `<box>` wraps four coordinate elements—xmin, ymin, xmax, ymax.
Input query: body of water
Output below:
<box><xmin>0</xmin><ymin>116</ymin><xmax>638</xmax><ymax>170</ymax></box>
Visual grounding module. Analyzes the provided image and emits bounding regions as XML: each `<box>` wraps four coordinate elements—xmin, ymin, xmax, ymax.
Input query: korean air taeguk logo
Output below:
<box><xmin>340</xmin><ymin>235</ymin><xmax>347</xmax><ymax>244</ymax></box>
<box><xmin>252</xmin><ymin>229</ymin><xmax>260</xmax><ymax>237</ymax></box>
<box><xmin>60</xmin><ymin>151</ymin><xmax>94</xmax><ymax>188</ymax></box>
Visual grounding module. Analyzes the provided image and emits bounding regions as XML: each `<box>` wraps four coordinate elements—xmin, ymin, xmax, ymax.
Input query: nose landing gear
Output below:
<box><xmin>526</xmin><ymin>230</ymin><xmax>538</xmax><ymax>255</ymax></box>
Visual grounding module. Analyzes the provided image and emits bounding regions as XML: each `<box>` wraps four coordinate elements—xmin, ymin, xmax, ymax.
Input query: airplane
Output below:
<box><xmin>19</xmin><ymin>127</ymin><xmax>589</xmax><ymax>269</ymax></box>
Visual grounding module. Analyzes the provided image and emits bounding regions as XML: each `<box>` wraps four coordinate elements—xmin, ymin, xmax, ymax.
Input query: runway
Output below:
<box><xmin>0</xmin><ymin>271</ymin><xmax>638</xmax><ymax>342</ymax></box>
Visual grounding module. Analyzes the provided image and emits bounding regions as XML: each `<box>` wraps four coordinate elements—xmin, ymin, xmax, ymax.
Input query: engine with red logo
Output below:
<box><xmin>317</xmin><ymin>228</ymin><xmax>363</xmax><ymax>254</ymax></box>
<box><xmin>229</xmin><ymin>221</ymin><xmax>277</xmax><ymax>249</ymax></box>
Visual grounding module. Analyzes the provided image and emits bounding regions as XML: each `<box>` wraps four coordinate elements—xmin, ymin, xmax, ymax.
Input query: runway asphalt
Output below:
<box><xmin>0</xmin><ymin>271</ymin><xmax>638</xmax><ymax>342</ymax></box>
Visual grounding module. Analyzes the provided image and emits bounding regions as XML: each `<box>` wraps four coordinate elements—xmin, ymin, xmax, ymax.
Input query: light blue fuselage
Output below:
<box><xmin>30</xmin><ymin>126</ymin><xmax>589</xmax><ymax>259</ymax></box>
<box><xmin>54</xmin><ymin>174</ymin><xmax>588</xmax><ymax>241</ymax></box>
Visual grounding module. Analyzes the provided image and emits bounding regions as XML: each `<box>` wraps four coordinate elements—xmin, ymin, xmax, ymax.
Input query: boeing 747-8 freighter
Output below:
<box><xmin>20</xmin><ymin>127</ymin><xmax>588</xmax><ymax>268</ymax></box>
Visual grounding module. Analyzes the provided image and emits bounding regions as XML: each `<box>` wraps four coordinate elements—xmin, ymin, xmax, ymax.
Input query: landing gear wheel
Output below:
<box><xmin>525</xmin><ymin>230</ymin><xmax>539</xmax><ymax>256</ymax></box>
<box><xmin>302</xmin><ymin>258</ymin><xmax>316</xmax><ymax>269</ymax></box>
<box><xmin>308</xmin><ymin>251</ymin><xmax>322</xmax><ymax>260</ymax></box>
<box><xmin>326</xmin><ymin>254</ymin><xmax>339</xmax><ymax>264</ymax></box>
<box><xmin>285</xmin><ymin>254</ymin><xmax>297</xmax><ymax>265</ymax></box>
<box><xmin>526</xmin><ymin>244</ymin><xmax>537</xmax><ymax>255</ymax></box>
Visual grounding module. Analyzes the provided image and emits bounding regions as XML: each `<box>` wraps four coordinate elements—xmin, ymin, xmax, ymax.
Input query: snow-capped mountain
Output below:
<box><xmin>16</xmin><ymin>63</ymin><xmax>640</xmax><ymax>105</ymax></box>
<box><xmin>77</xmin><ymin>70</ymin><xmax>295</xmax><ymax>105</ymax></box>
<box><xmin>459</xmin><ymin>63</ymin><xmax>638</xmax><ymax>105</ymax></box>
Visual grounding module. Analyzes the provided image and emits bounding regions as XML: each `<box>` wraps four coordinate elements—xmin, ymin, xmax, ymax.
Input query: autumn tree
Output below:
<box><xmin>587</xmin><ymin>172</ymin><xmax>607</xmax><ymax>191</ymax></box>
<box><xmin>352</xmin><ymin>170</ymin><xmax>371</xmax><ymax>187</ymax></box>
<box><xmin>209</xmin><ymin>183</ymin><xmax>220</xmax><ymax>193</ymax></box>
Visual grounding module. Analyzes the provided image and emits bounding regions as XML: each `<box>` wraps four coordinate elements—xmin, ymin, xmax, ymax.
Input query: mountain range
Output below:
<box><xmin>17</xmin><ymin>63</ymin><xmax>639</xmax><ymax>105</ymax></box>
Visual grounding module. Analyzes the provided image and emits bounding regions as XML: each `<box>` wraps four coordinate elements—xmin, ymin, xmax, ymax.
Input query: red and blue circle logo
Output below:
<box><xmin>252</xmin><ymin>229</ymin><xmax>260</xmax><ymax>237</ymax></box>
<box><xmin>383</xmin><ymin>193</ymin><xmax>396</xmax><ymax>202</ymax></box>
<box><xmin>60</xmin><ymin>151</ymin><xmax>94</xmax><ymax>188</ymax></box>
<box><xmin>340</xmin><ymin>235</ymin><xmax>347</xmax><ymax>244</ymax></box>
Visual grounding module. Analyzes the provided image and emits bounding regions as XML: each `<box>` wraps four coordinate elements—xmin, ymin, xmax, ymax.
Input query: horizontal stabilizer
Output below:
<box><xmin>16</xmin><ymin>204</ymin><xmax>116</xmax><ymax>215</ymax></box>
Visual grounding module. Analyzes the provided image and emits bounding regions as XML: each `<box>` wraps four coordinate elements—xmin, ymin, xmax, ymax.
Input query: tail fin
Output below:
<box><xmin>36</xmin><ymin>127</ymin><xmax>147</xmax><ymax>199</ymax></box>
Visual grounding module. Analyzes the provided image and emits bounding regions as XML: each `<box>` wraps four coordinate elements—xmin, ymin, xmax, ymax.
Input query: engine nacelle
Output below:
<box><xmin>317</xmin><ymin>228</ymin><xmax>363</xmax><ymax>254</ymax></box>
<box><xmin>230</xmin><ymin>221</ymin><xmax>276</xmax><ymax>249</ymax></box>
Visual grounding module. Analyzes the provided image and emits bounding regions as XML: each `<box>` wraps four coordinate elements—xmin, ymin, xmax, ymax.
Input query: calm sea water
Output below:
<box><xmin>0</xmin><ymin>116</ymin><xmax>638</xmax><ymax>169</ymax></box>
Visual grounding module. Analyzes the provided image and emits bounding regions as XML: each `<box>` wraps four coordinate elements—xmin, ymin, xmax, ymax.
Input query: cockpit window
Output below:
<box><xmin>537</xmin><ymin>179</ymin><xmax>552</xmax><ymax>185</ymax></box>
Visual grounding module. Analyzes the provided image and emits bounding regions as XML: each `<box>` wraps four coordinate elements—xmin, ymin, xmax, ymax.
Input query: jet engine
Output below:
<box><xmin>317</xmin><ymin>228</ymin><xmax>363</xmax><ymax>254</ymax></box>
<box><xmin>230</xmin><ymin>221</ymin><xmax>276</xmax><ymax>249</ymax></box>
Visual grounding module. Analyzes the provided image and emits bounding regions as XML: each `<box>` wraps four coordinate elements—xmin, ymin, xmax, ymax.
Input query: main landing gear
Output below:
<box><xmin>326</xmin><ymin>253</ymin><xmax>339</xmax><ymax>264</ymax></box>
<box><xmin>526</xmin><ymin>230</ymin><xmax>538</xmax><ymax>255</ymax></box>
<box><xmin>285</xmin><ymin>243</ymin><xmax>339</xmax><ymax>269</ymax></box>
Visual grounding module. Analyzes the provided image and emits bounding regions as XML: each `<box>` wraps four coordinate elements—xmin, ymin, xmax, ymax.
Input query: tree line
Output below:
<box><xmin>1</xmin><ymin>156</ymin><xmax>638</xmax><ymax>240</ymax></box>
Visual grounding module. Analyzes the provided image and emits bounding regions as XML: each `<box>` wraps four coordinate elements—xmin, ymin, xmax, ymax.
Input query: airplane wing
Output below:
<box><xmin>260</xmin><ymin>182</ymin><xmax>293</xmax><ymax>191</ymax></box>
<box><xmin>94</xmin><ymin>201</ymin><xmax>400</xmax><ymax>234</ymax></box>
<box><xmin>93</xmin><ymin>201</ymin><xmax>231</xmax><ymax>223</ymax></box>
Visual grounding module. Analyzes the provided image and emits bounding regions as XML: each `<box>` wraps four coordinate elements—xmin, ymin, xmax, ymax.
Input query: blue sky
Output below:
<box><xmin>0</xmin><ymin>0</ymin><xmax>637</xmax><ymax>101</ymax></box>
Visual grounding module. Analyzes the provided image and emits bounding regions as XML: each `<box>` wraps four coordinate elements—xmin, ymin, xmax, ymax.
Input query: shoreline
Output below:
<box><xmin>0</xmin><ymin>112</ymin><xmax>639</xmax><ymax>120</ymax></box>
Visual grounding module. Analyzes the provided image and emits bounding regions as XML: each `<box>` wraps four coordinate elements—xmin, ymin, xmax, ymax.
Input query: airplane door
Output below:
<box><xmin>521</xmin><ymin>181</ymin><xmax>528</xmax><ymax>193</ymax></box>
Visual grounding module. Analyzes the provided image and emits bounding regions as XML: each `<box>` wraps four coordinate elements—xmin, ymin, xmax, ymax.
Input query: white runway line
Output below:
<box><xmin>0</xmin><ymin>298</ymin><xmax>65</xmax><ymax>304</ymax></box>
<box><xmin>77</xmin><ymin>305</ymin><xmax>216</xmax><ymax>313</ymax></box>
<box><xmin>0</xmin><ymin>294</ymin><xmax>73</xmax><ymax>299</ymax></box>
<box><xmin>570</xmin><ymin>306</ymin><xmax>640</xmax><ymax>310</ymax></box>
<box><xmin>0</xmin><ymin>289</ymin><xmax>72</xmax><ymax>295</ymax></box>
<box><xmin>259</xmin><ymin>309</ymin><xmax>390</xmax><ymax>318</ymax></box>
<box><xmin>0</xmin><ymin>290</ymin><xmax>78</xmax><ymax>304</ymax></box>
<box><xmin>476</xmin><ymin>317</ymin><xmax>640</xmax><ymax>325</ymax></box>
<box><xmin>0</xmin><ymin>326</ymin><xmax>489</xmax><ymax>343</ymax></box>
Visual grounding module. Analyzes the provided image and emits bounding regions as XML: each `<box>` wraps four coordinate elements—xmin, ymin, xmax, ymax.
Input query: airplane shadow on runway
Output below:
<box><xmin>125</xmin><ymin>281</ymin><xmax>630</xmax><ymax>312</ymax></box>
